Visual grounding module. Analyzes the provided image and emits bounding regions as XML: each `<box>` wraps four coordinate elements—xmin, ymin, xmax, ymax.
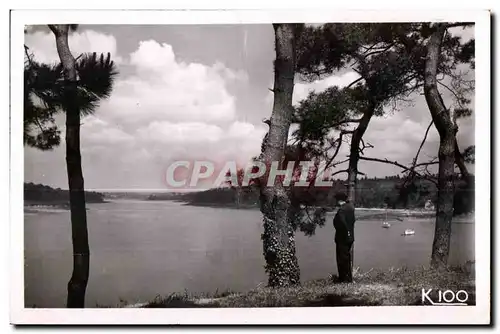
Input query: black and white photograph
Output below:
<box><xmin>10</xmin><ymin>8</ymin><xmax>491</xmax><ymax>325</ymax></box>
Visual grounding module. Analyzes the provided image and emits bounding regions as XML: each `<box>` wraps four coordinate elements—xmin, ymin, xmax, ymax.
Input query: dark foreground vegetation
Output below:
<box><xmin>24</xmin><ymin>182</ymin><xmax>106</xmax><ymax>207</ymax></box>
<box><xmin>137</xmin><ymin>261</ymin><xmax>475</xmax><ymax>308</ymax></box>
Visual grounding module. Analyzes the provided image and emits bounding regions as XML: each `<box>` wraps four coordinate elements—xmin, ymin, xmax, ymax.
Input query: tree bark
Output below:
<box><xmin>453</xmin><ymin>139</ymin><xmax>474</xmax><ymax>215</ymax></box>
<box><xmin>454</xmin><ymin>139</ymin><xmax>470</xmax><ymax>179</ymax></box>
<box><xmin>423</xmin><ymin>23</ymin><xmax>457</xmax><ymax>269</ymax></box>
<box><xmin>346</xmin><ymin>105</ymin><xmax>375</xmax><ymax>204</ymax></box>
<box><xmin>259</xmin><ymin>24</ymin><xmax>300</xmax><ymax>287</ymax></box>
<box><xmin>49</xmin><ymin>24</ymin><xmax>90</xmax><ymax>307</ymax></box>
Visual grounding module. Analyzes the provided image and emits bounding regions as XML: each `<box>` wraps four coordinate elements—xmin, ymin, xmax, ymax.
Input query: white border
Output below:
<box><xmin>10</xmin><ymin>9</ymin><xmax>490</xmax><ymax>325</ymax></box>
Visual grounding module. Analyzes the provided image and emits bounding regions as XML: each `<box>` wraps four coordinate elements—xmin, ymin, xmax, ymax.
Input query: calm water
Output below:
<box><xmin>24</xmin><ymin>200</ymin><xmax>474</xmax><ymax>307</ymax></box>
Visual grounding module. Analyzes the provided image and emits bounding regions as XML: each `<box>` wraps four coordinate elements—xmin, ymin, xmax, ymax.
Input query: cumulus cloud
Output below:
<box><xmin>293</xmin><ymin>71</ymin><xmax>360</xmax><ymax>105</ymax></box>
<box><xmin>101</xmin><ymin>40</ymin><xmax>243</xmax><ymax>126</ymax></box>
<box><xmin>137</xmin><ymin>121</ymin><xmax>224</xmax><ymax>144</ymax></box>
<box><xmin>24</xmin><ymin>29</ymin><xmax>262</xmax><ymax>189</ymax></box>
<box><xmin>24</xmin><ymin>26</ymin><xmax>475</xmax><ymax>188</ymax></box>
<box><xmin>81</xmin><ymin>116</ymin><xmax>134</xmax><ymax>145</ymax></box>
<box><xmin>265</xmin><ymin>71</ymin><xmax>361</xmax><ymax>108</ymax></box>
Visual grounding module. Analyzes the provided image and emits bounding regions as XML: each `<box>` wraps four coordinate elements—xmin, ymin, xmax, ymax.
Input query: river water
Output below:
<box><xmin>24</xmin><ymin>199</ymin><xmax>474</xmax><ymax>307</ymax></box>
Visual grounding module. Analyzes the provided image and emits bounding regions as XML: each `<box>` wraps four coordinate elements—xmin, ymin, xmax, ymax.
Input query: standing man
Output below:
<box><xmin>333</xmin><ymin>192</ymin><xmax>356</xmax><ymax>283</ymax></box>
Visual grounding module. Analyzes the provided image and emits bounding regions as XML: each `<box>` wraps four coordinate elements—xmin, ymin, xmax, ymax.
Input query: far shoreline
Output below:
<box><xmin>24</xmin><ymin>199</ymin><xmax>474</xmax><ymax>223</ymax></box>
<box><xmin>177</xmin><ymin>201</ymin><xmax>474</xmax><ymax>222</ymax></box>
<box><xmin>23</xmin><ymin>200</ymin><xmax>110</xmax><ymax>212</ymax></box>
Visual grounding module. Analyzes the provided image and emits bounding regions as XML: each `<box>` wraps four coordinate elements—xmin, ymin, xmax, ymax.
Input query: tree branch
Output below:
<box><xmin>401</xmin><ymin>121</ymin><xmax>434</xmax><ymax>188</ymax></box>
<box><xmin>445</xmin><ymin>22</ymin><xmax>474</xmax><ymax>29</ymax></box>
<box><xmin>360</xmin><ymin>156</ymin><xmax>439</xmax><ymax>186</ymax></box>
<box><xmin>306</xmin><ymin>132</ymin><xmax>347</xmax><ymax>186</ymax></box>
<box><xmin>24</xmin><ymin>45</ymin><xmax>33</xmax><ymax>65</ymax></box>
<box><xmin>359</xmin><ymin>138</ymin><xmax>374</xmax><ymax>155</ymax></box>
<box><xmin>422</xmin><ymin>164</ymin><xmax>439</xmax><ymax>186</ymax></box>
<box><xmin>346</xmin><ymin>76</ymin><xmax>364</xmax><ymax>89</ymax></box>
<box><xmin>332</xmin><ymin>118</ymin><xmax>362</xmax><ymax>127</ymax></box>
<box><xmin>362</xmin><ymin>42</ymin><xmax>396</xmax><ymax>58</ymax></box>
<box><xmin>33</xmin><ymin>117</ymin><xmax>47</xmax><ymax>135</ymax></box>
<box><xmin>414</xmin><ymin>161</ymin><xmax>439</xmax><ymax>168</ymax></box>
<box><xmin>359</xmin><ymin>42</ymin><xmax>384</xmax><ymax>54</ymax></box>
<box><xmin>437</xmin><ymin>80</ymin><xmax>464</xmax><ymax>108</ymax></box>
<box><xmin>47</xmin><ymin>24</ymin><xmax>57</xmax><ymax>34</ymax></box>
<box><xmin>329</xmin><ymin>158</ymin><xmax>349</xmax><ymax>169</ymax></box>
<box><xmin>360</xmin><ymin>156</ymin><xmax>412</xmax><ymax>172</ymax></box>
<box><xmin>330</xmin><ymin>169</ymin><xmax>348</xmax><ymax>178</ymax></box>
<box><xmin>340</xmin><ymin>129</ymin><xmax>355</xmax><ymax>135</ymax></box>
<box><xmin>413</xmin><ymin>120</ymin><xmax>434</xmax><ymax>167</ymax></box>
<box><xmin>384</xmin><ymin>79</ymin><xmax>422</xmax><ymax>102</ymax></box>
<box><xmin>303</xmin><ymin>206</ymin><xmax>314</xmax><ymax>224</ymax></box>
<box><xmin>327</xmin><ymin>133</ymin><xmax>344</xmax><ymax>165</ymax></box>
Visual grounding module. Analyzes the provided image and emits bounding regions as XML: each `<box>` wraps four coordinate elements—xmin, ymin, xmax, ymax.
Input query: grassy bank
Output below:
<box><xmin>139</xmin><ymin>262</ymin><xmax>475</xmax><ymax>308</ymax></box>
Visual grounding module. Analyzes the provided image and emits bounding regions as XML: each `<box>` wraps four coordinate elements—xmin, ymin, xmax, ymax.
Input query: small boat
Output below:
<box><xmin>381</xmin><ymin>210</ymin><xmax>391</xmax><ymax>228</ymax></box>
<box><xmin>402</xmin><ymin>229</ymin><xmax>415</xmax><ymax>236</ymax></box>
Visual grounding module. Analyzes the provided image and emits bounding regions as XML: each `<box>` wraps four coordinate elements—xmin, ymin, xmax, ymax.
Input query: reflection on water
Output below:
<box><xmin>24</xmin><ymin>200</ymin><xmax>474</xmax><ymax>307</ymax></box>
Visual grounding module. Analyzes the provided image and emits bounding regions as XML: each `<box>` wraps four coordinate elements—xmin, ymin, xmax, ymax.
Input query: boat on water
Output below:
<box><xmin>402</xmin><ymin>229</ymin><xmax>415</xmax><ymax>236</ymax></box>
<box><xmin>381</xmin><ymin>210</ymin><xmax>391</xmax><ymax>228</ymax></box>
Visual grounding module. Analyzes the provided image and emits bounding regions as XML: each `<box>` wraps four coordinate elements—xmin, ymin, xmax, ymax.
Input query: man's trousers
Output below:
<box><xmin>336</xmin><ymin>242</ymin><xmax>354</xmax><ymax>283</ymax></box>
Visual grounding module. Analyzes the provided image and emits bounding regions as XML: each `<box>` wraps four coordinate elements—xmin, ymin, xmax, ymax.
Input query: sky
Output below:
<box><xmin>23</xmin><ymin>24</ymin><xmax>475</xmax><ymax>191</ymax></box>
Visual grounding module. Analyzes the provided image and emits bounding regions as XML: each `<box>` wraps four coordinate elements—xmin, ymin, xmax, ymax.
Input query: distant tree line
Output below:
<box><xmin>24</xmin><ymin>182</ymin><xmax>105</xmax><ymax>204</ymax></box>
<box><xmin>175</xmin><ymin>174</ymin><xmax>473</xmax><ymax>214</ymax></box>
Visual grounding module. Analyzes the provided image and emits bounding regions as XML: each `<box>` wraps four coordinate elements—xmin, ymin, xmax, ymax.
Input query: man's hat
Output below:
<box><xmin>334</xmin><ymin>192</ymin><xmax>348</xmax><ymax>202</ymax></box>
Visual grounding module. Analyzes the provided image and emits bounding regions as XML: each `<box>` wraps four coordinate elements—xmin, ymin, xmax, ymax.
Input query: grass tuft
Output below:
<box><xmin>138</xmin><ymin>261</ymin><xmax>475</xmax><ymax>308</ymax></box>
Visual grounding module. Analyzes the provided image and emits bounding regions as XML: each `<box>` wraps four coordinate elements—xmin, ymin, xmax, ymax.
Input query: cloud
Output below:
<box><xmin>24</xmin><ymin>26</ymin><xmax>475</xmax><ymax>188</ymax></box>
<box><xmin>448</xmin><ymin>26</ymin><xmax>475</xmax><ymax>43</ymax></box>
<box><xmin>264</xmin><ymin>71</ymin><xmax>361</xmax><ymax>108</ymax></box>
<box><xmin>25</xmin><ymin>29</ymin><xmax>123</xmax><ymax>65</ymax></box>
<box><xmin>81</xmin><ymin>116</ymin><xmax>134</xmax><ymax>145</ymax></box>
<box><xmin>100</xmin><ymin>40</ymin><xmax>243</xmax><ymax>126</ymax></box>
<box><xmin>134</xmin><ymin>120</ymin><xmax>267</xmax><ymax>164</ymax></box>
<box><xmin>137</xmin><ymin>121</ymin><xmax>224</xmax><ymax>144</ymax></box>
<box><xmin>24</xmin><ymin>29</ymin><xmax>258</xmax><ymax>189</ymax></box>
<box><xmin>293</xmin><ymin>71</ymin><xmax>360</xmax><ymax>105</ymax></box>
<box><xmin>363</xmin><ymin>103</ymin><xmax>436</xmax><ymax>162</ymax></box>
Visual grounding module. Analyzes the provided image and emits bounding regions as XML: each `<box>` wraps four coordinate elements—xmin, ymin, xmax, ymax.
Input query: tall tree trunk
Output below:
<box><xmin>423</xmin><ymin>23</ymin><xmax>457</xmax><ymax>269</ymax></box>
<box><xmin>453</xmin><ymin>139</ymin><xmax>474</xmax><ymax>215</ymax></box>
<box><xmin>346</xmin><ymin>105</ymin><xmax>375</xmax><ymax>204</ymax></box>
<box><xmin>259</xmin><ymin>23</ymin><xmax>300</xmax><ymax>287</ymax></box>
<box><xmin>49</xmin><ymin>25</ymin><xmax>90</xmax><ymax>307</ymax></box>
<box><xmin>454</xmin><ymin>139</ymin><xmax>470</xmax><ymax>179</ymax></box>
